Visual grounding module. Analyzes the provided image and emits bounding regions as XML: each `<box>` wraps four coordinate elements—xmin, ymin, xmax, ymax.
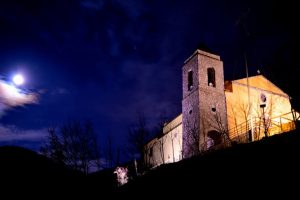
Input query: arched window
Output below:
<box><xmin>188</xmin><ymin>70</ymin><xmax>193</xmax><ymax>91</ymax></box>
<box><xmin>207</xmin><ymin>68</ymin><xmax>216</xmax><ymax>87</ymax></box>
<box><xmin>207</xmin><ymin>130</ymin><xmax>222</xmax><ymax>148</ymax></box>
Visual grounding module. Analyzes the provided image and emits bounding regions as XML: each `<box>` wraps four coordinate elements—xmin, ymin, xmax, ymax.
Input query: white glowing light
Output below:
<box><xmin>13</xmin><ymin>74</ymin><xmax>24</xmax><ymax>85</ymax></box>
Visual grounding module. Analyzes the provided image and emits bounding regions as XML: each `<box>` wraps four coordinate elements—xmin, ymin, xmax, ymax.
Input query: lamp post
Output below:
<box><xmin>289</xmin><ymin>96</ymin><xmax>297</xmax><ymax>129</ymax></box>
<box><xmin>260</xmin><ymin>104</ymin><xmax>267</xmax><ymax>137</ymax></box>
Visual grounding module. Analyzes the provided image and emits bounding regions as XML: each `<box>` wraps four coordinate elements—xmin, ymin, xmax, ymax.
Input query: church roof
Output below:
<box><xmin>184</xmin><ymin>49</ymin><xmax>220</xmax><ymax>64</ymax></box>
<box><xmin>163</xmin><ymin>114</ymin><xmax>182</xmax><ymax>134</ymax></box>
<box><xmin>232</xmin><ymin>75</ymin><xmax>288</xmax><ymax>97</ymax></box>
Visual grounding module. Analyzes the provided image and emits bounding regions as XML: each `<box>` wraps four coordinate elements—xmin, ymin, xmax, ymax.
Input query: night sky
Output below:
<box><xmin>0</xmin><ymin>0</ymin><xmax>299</xmax><ymax>161</ymax></box>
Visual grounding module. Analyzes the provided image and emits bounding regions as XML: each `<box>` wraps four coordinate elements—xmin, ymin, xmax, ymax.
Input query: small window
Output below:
<box><xmin>207</xmin><ymin>68</ymin><xmax>216</xmax><ymax>87</ymax></box>
<box><xmin>188</xmin><ymin>70</ymin><xmax>193</xmax><ymax>91</ymax></box>
<box><xmin>211</xmin><ymin>107</ymin><xmax>216</xmax><ymax>112</ymax></box>
<box><xmin>260</xmin><ymin>93</ymin><xmax>267</xmax><ymax>103</ymax></box>
<box><xmin>189</xmin><ymin>109</ymin><xmax>193</xmax><ymax>114</ymax></box>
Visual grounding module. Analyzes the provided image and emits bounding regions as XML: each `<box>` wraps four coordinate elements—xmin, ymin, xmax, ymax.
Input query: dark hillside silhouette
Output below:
<box><xmin>0</xmin><ymin>146</ymin><xmax>117</xmax><ymax>197</ymax></box>
<box><xmin>118</xmin><ymin>129</ymin><xmax>300</xmax><ymax>197</ymax></box>
<box><xmin>0</xmin><ymin>146</ymin><xmax>83</xmax><ymax>197</ymax></box>
<box><xmin>1</xmin><ymin>128</ymin><xmax>300</xmax><ymax>198</ymax></box>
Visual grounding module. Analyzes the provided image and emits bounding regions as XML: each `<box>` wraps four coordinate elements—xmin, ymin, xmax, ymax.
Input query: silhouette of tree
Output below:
<box><xmin>40</xmin><ymin>127</ymin><xmax>65</xmax><ymax>165</ymax></box>
<box><xmin>127</xmin><ymin>112</ymin><xmax>150</xmax><ymax>172</ymax></box>
<box><xmin>184</xmin><ymin>118</ymin><xmax>200</xmax><ymax>157</ymax></box>
<box><xmin>40</xmin><ymin>120</ymin><xmax>100</xmax><ymax>174</ymax></box>
<box><xmin>105</xmin><ymin>135</ymin><xmax>115</xmax><ymax>168</ymax></box>
<box><xmin>154</xmin><ymin>111</ymin><xmax>168</xmax><ymax>137</ymax></box>
<box><xmin>207</xmin><ymin>110</ymin><xmax>231</xmax><ymax>147</ymax></box>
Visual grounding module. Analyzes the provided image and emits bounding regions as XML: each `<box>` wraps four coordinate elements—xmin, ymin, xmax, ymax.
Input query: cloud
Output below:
<box><xmin>0</xmin><ymin>80</ymin><xmax>38</xmax><ymax>116</ymax></box>
<box><xmin>51</xmin><ymin>87</ymin><xmax>69</xmax><ymax>95</ymax></box>
<box><xmin>0</xmin><ymin>125</ymin><xmax>47</xmax><ymax>142</ymax></box>
<box><xmin>80</xmin><ymin>0</ymin><xmax>105</xmax><ymax>10</ymax></box>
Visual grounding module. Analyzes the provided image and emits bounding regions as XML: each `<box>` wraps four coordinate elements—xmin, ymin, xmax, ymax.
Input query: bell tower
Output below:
<box><xmin>182</xmin><ymin>49</ymin><xmax>228</xmax><ymax>158</ymax></box>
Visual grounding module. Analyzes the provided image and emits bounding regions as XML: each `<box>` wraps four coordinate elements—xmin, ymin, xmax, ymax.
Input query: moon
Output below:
<box><xmin>13</xmin><ymin>74</ymin><xmax>24</xmax><ymax>85</ymax></box>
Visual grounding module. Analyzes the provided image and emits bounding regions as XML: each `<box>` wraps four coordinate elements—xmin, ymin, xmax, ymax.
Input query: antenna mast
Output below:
<box><xmin>245</xmin><ymin>53</ymin><xmax>254</xmax><ymax>141</ymax></box>
<box><xmin>237</xmin><ymin>8</ymin><xmax>253</xmax><ymax>141</ymax></box>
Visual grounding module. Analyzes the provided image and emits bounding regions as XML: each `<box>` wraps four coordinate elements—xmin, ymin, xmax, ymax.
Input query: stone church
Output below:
<box><xmin>144</xmin><ymin>49</ymin><xmax>298</xmax><ymax>168</ymax></box>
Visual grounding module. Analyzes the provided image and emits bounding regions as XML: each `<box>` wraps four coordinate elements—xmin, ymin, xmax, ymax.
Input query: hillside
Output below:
<box><xmin>0</xmin><ymin>146</ymin><xmax>83</xmax><ymax>196</ymax></box>
<box><xmin>1</xmin><ymin>129</ymin><xmax>300</xmax><ymax>197</ymax></box>
<box><xmin>0</xmin><ymin>146</ymin><xmax>118</xmax><ymax>197</ymax></box>
<box><xmin>118</xmin><ymin>129</ymin><xmax>300</xmax><ymax>197</ymax></box>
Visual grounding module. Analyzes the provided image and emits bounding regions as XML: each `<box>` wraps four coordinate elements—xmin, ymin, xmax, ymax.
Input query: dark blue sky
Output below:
<box><xmin>0</xmin><ymin>0</ymin><xmax>299</xmax><ymax>159</ymax></box>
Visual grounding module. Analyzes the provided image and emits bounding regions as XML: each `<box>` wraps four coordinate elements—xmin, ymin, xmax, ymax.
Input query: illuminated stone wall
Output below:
<box><xmin>226</xmin><ymin>75</ymin><xmax>295</xmax><ymax>140</ymax></box>
<box><xmin>144</xmin><ymin>50</ymin><xmax>296</xmax><ymax>168</ymax></box>
<box><xmin>144</xmin><ymin>116</ymin><xmax>182</xmax><ymax>168</ymax></box>
<box><xmin>182</xmin><ymin>52</ymin><xmax>200</xmax><ymax>158</ymax></box>
<box><xmin>182</xmin><ymin>50</ymin><xmax>227</xmax><ymax>158</ymax></box>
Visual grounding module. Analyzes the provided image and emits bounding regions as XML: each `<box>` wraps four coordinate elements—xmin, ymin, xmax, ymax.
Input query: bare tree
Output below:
<box><xmin>127</xmin><ymin>113</ymin><xmax>149</xmax><ymax>160</ymax></box>
<box><xmin>127</xmin><ymin>112</ymin><xmax>150</xmax><ymax>174</ymax></box>
<box><xmin>252</xmin><ymin>96</ymin><xmax>278</xmax><ymax>138</ymax></box>
<box><xmin>290</xmin><ymin>101</ymin><xmax>300</xmax><ymax>129</ymax></box>
<box><xmin>174</xmin><ymin>130</ymin><xmax>183</xmax><ymax>160</ymax></box>
<box><xmin>207</xmin><ymin>110</ymin><xmax>232</xmax><ymax>147</ymax></box>
<box><xmin>116</xmin><ymin>146</ymin><xmax>120</xmax><ymax>166</ymax></box>
<box><xmin>289</xmin><ymin>96</ymin><xmax>300</xmax><ymax>128</ymax></box>
<box><xmin>105</xmin><ymin>135</ymin><xmax>114</xmax><ymax>168</ymax></box>
<box><xmin>40</xmin><ymin>120</ymin><xmax>100</xmax><ymax>174</ymax></box>
<box><xmin>238</xmin><ymin>100</ymin><xmax>251</xmax><ymax>128</ymax></box>
<box><xmin>144</xmin><ymin>143</ymin><xmax>155</xmax><ymax>168</ymax></box>
<box><xmin>158</xmin><ymin>136</ymin><xmax>166</xmax><ymax>164</ymax></box>
<box><xmin>154</xmin><ymin>111</ymin><xmax>168</xmax><ymax>137</ymax></box>
<box><xmin>184</xmin><ymin>118</ymin><xmax>200</xmax><ymax>157</ymax></box>
<box><xmin>40</xmin><ymin>127</ymin><xmax>65</xmax><ymax>165</ymax></box>
<box><xmin>228</xmin><ymin>93</ymin><xmax>282</xmax><ymax>141</ymax></box>
<box><xmin>229</xmin><ymin>103</ymin><xmax>239</xmax><ymax>134</ymax></box>
<box><xmin>152</xmin><ymin>111</ymin><xmax>168</xmax><ymax>165</ymax></box>
<box><xmin>170</xmin><ymin>132</ymin><xmax>175</xmax><ymax>162</ymax></box>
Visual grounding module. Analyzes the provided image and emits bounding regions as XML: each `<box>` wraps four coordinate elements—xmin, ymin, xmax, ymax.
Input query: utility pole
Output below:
<box><xmin>237</xmin><ymin>8</ymin><xmax>253</xmax><ymax>141</ymax></box>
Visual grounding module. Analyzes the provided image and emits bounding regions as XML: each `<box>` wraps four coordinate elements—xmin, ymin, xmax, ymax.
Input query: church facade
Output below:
<box><xmin>144</xmin><ymin>49</ymin><xmax>298</xmax><ymax>168</ymax></box>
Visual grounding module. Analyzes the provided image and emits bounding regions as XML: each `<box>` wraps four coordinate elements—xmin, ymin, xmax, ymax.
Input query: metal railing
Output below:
<box><xmin>228</xmin><ymin>111</ymin><xmax>297</xmax><ymax>144</ymax></box>
<box><xmin>145</xmin><ymin>111</ymin><xmax>298</xmax><ymax>168</ymax></box>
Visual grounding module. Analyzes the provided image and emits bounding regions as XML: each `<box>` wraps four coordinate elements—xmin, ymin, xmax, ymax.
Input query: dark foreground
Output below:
<box><xmin>1</xmin><ymin>129</ymin><xmax>300</xmax><ymax>198</ymax></box>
